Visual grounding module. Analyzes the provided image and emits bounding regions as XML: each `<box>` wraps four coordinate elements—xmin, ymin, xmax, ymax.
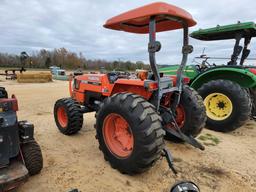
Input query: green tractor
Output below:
<box><xmin>160</xmin><ymin>21</ymin><xmax>256</xmax><ymax>132</ymax></box>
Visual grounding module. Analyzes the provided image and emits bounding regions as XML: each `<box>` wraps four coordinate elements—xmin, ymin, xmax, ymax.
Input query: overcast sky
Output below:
<box><xmin>0</xmin><ymin>0</ymin><xmax>256</xmax><ymax>65</ymax></box>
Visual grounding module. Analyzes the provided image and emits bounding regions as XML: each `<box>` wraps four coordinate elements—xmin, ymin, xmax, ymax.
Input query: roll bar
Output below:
<box><xmin>148</xmin><ymin>16</ymin><xmax>193</xmax><ymax>110</ymax></box>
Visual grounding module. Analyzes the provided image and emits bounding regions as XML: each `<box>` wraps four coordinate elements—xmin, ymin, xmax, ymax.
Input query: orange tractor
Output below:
<box><xmin>54</xmin><ymin>2</ymin><xmax>206</xmax><ymax>175</ymax></box>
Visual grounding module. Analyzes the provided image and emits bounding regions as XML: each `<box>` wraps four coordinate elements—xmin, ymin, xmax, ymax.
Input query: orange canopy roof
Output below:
<box><xmin>104</xmin><ymin>2</ymin><xmax>197</xmax><ymax>34</ymax></box>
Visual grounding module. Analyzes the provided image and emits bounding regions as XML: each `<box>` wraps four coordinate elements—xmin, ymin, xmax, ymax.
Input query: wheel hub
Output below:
<box><xmin>166</xmin><ymin>105</ymin><xmax>186</xmax><ymax>129</ymax></box>
<box><xmin>175</xmin><ymin>105</ymin><xmax>186</xmax><ymax>127</ymax></box>
<box><xmin>57</xmin><ymin>106</ymin><xmax>68</xmax><ymax>127</ymax></box>
<box><xmin>103</xmin><ymin>113</ymin><xmax>134</xmax><ymax>158</ymax></box>
<box><xmin>113</xmin><ymin>118</ymin><xmax>133</xmax><ymax>151</ymax></box>
<box><xmin>217</xmin><ymin>101</ymin><xmax>225</xmax><ymax>109</ymax></box>
<box><xmin>204</xmin><ymin>93</ymin><xmax>233</xmax><ymax>121</ymax></box>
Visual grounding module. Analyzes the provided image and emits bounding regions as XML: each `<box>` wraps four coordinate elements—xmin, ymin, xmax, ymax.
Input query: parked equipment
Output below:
<box><xmin>161</xmin><ymin>21</ymin><xmax>256</xmax><ymax>132</ymax></box>
<box><xmin>0</xmin><ymin>87</ymin><xmax>43</xmax><ymax>191</ymax></box>
<box><xmin>54</xmin><ymin>2</ymin><xmax>206</xmax><ymax>175</ymax></box>
<box><xmin>50</xmin><ymin>66</ymin><xmax>69</xmax><ymax>81</ymax></box>
<box><xmin>0</xmin><ymin>52</ymin><xmax>29</xmax><ymax>80</ymax></box>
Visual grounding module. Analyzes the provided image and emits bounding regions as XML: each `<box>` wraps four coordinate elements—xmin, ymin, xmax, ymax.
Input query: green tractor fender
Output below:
<box><xmin>190</xmin><ymin>67</ymin><xmax>256</xmax><ymax>90</ymax></box>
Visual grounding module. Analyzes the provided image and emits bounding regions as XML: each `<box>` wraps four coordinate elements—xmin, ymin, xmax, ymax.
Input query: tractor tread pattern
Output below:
<box><xmin>165</xmin><ymin>85</ymin><xmax>206</xmax><ymax>141</ymax></box>
<box><xmin>54</xmin><ymin>98</ymin><xmax>83</xmax><ymax>135</ymax></box>
<box><xmin>21</xmin><ymin>140</ymin><xmax>43</xmax><ymax>175</ymax></box>
<box><xmin>181</xmin><ymin>85</ymin><xmax>206</xmax><ymax>136</ymax></box>
<box><xmin>250</xmin><ymin>88</ymin><xmax>256</xmax><ymax>118</ymax></box>
<box><xmin>95</xmin><ymin>92</ymin><xmax>165</xmax><ymax>175</ymax></box>
<box><xmin>198</xmin><ymin>80</ymin><xmax>251</xmax><ymax>132</ymax></box>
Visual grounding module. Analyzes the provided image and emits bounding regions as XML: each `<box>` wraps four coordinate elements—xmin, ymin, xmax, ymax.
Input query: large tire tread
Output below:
<box><xmin>198</xmin><ymin>80</ymin><xmax>251</xmax><ymax>132</ymax></box>
<box><xmin>164</xmin><ymin>85</ymin><xmax>206</xmax><ymax>141</ymax></box>
<box><xmin>95</xmin><ymin>93</ymin><xmax>165</xmax><ymax>175</ymax></box>
<box><xmin>250</xmin><ymin>88</ymin><xmax>256</xmax><ymax>118</ymax></box>
<box><xmin>54</xmin><ymin>98</ymin><xmax>83</xmax><ymax>135</ymax></box>
<box><xmin>180</xmin><ymin>85</ymin><xmax>206</xmax><ymax>137</ymax></box>
<box><xmin>21</xmin><ymin>140</ymin><xmax>43</xmax><ymax>176</ymax></box>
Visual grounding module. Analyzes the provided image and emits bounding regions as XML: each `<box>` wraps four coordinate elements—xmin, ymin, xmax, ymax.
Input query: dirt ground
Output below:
<box><xmin>1</xmin><ymin>78</ymin><xmax>256</xmax><ymax>192</ymax></box>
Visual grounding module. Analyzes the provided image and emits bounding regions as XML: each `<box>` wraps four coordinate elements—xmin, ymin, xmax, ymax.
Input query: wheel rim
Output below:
<box><xmin>103</xmin><ymin>113</ymin><xmax>134</xmax><ymax>158</ymax></box>
<box><xmin>175</xmin><ymin>105</ymin><xmax>186</xmax><ymax>128</ymax></box>
<box><xmin>57</xmin><ymin>106</ymin><xmax>68</xmax><ymax>127</ymax></box>
<box><xmin>166</xmin><ymin>105</ymin><xmax>186</xmax><ymax>129</ymax></box>
<box><xmin>204</xmin><ymin>93</ymin><xmax>233</xmax><ymax>121</ymax></box>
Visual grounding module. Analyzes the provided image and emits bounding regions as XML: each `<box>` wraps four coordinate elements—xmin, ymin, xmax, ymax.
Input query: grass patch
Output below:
<box><xmin>198</xmin><ymin>133</ymin><xmax>220</xmax><ymax>146</ymax></box>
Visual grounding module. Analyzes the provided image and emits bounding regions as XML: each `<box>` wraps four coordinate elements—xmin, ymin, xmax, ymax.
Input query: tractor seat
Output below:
<box><xmin>147</xmin><ymin>72</ymin><xmax>164</xmax><ymax>81</ymax></box>
<box><xmin>107</xmin><ymin>72</ymin><xmax>130</xmax><ymax>83</ymax></box>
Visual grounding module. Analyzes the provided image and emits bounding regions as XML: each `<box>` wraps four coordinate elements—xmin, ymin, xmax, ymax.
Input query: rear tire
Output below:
<box><xmin>250</xmin><ymin>88</ymin><xmax>256</xmax><ymax>119</ymax></box>
<box><xmin>163</xmin><ymin>85</ymin><xmax>206</xmax><ymax>141</ymax></box>
<box><xmin>54</xmin><ymin>98</ymin><xmax>83</xmax><ymax>135</ymax></box>
<box><xmin>21</xmin><ymin>140</ymin><xmax>43</xmax><ymax>175</ymax></box>
<box><xmin>198</xmin><ymin>80</ymin><xmax>251</xmax><ymax>132</ymax></box>
<box><xmin>95</xmin><ymin>93</ymin><xmax>165</xmax><ymax>175</ymax></box>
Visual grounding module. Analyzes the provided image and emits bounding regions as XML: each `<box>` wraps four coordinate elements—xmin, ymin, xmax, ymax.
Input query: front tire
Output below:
<box><xmin>95</xmin><ymin>93</ymin><xmax>165</xmax><ymax>175</ymax></box>
<box><xmin>21</xmin><ymin>140</ymin><xmax>43</xmax><ymax>175</ymax></box>
<box><xmin>198</xmin><ymin>80</ymin><xmax>251</xmax><ymax>132</ymax></box>
<box><xmin>54</xmin><ymin>98</ymin><xmax>83</xmax><ymax>135</ymax></box>
<box><xmin>163</xmin><ymin>85</ymin><xmax>206</xmax><ymax>141</ymax></box>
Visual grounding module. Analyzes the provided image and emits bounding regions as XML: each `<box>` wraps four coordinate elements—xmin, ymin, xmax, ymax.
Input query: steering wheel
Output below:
<box><xmin>195</xmin><ymin>64</ymin><xmax>201</xmax><ymax>71</ymax></box>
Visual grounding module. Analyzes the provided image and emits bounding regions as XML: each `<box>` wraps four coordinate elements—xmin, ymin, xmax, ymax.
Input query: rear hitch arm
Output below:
<box><xmin>165</xmin><ymin>126</ymin><xmax>205</xmax><ymax>150</ymax></box>
<box><xmin>162</xmin><ymin>147</ymin><xmax>177</xmax><ymax>175</ymax></box>
<box><xmin>169</xmin><ymin>114</ymin><xmax>205</xmax><ymax>150</ymax></box>
<box><xmin>163</xmin><ymin>107</ymin><xmax>205</xmax><ymax>150</ymax></box>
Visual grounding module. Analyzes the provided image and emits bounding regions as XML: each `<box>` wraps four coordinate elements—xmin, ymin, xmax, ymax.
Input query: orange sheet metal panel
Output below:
<box><xmin>114</xmin><ymin>79</ymin><xmax>145</xmax><ymax>86</ymax></box>
<box><xmin>73</xmin><ymin>74</ymin><xmax>105</xmax><ymax>103</ymax></box>
<box><xmin>104</xmin><ymin>2</ymin><xmax>196</xmax><ymax>34</ymax></box>
<box><xmin>111</xmin><ymin>79</ymin><xmax>152</xmax><ymax>99</ymax></box>
<box><xmin>77</xmin><ymin>74</ymin><xmax>103</xmax><ymax>92</ymax></box>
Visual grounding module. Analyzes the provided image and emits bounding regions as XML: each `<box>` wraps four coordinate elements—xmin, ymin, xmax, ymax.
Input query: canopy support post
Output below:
<box><xmin>148</xmin><ymin>16</ymin><xmax>161</xmax><ymax>110</ymax></box>
<box><xmin>171</xmin><ymin>22</ymin><xmax>193</xmax><ymax>112</ymax></box>
<box><xmin>240</xmin><ymin>36</ymin><xmax>252</xmax><ymax>65</ymax></box>
<box><xmin>228</xmin><ymin>33</ymin><xmax>242</xmax><ymax>65</ymax></box>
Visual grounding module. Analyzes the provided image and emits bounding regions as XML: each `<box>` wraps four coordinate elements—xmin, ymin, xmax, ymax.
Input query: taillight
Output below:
<box><xmin>249</xmin><ymin>68</ymin><xmax>256</xmax><ymax>75</ymax></box>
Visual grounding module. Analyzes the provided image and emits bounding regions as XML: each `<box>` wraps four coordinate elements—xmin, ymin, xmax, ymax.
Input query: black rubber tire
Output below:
<box><xmin>21</xmin><ymin>140</ymin><xmax>43</xmax><ymax>175</ymax></box>
<box><xmin>95</xmin><ymin>93</ymin><xmax>165</xmax><ymax>175</ymax></box>
<box><xmin>0</xmin><ymin>87</ymin><xmax>8</xmax><ymax>98</ymax></box>
<box><xmin>54</xmin><ymin>98</ymin><xmax>83</xmax><ymax>135</ymax></box>
<box><xmin>250</xmin><ymin>88</ymin><xmax>256</xmax><ymax>118</ymax></box>
<box><xmin>198</xmin><ymin>80</ymin><xmax>251</xmax><ymax>132</ymax></box>
<box><xmin>164</xmin><ymin>85</ymin><xmax>206</xmax><ymax>141</ymax></box>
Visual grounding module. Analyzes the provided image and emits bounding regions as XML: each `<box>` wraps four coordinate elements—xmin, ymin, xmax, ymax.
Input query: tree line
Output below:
<box><xmin>0</xmin><ymin>48</ymin><xmax>150</xmax><ymax>71</ymax></box>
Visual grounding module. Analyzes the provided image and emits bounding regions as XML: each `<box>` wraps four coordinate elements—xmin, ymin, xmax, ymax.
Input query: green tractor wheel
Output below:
<box><xmin>198</xmin><ymin>80</ymin><xmax>251</xmax><ymax>132</ymax></box>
